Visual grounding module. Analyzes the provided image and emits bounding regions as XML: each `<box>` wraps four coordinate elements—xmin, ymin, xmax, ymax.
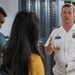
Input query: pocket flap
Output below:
<box><xmin>67</xmin><ymin>62</ymin><xmax>75</xmax><ymax>71</ymax></box>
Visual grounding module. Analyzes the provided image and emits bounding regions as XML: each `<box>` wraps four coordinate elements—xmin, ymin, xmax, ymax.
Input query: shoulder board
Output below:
<box><xmin>51</xmin><ymin>25</ymin><xmax>61</xmax><ymax>30</ymax></box>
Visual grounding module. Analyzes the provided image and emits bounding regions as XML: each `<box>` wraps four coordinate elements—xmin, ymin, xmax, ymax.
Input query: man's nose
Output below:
<box><xmin>65</xmin><ymin>13</ymin><xmax>69</xmax><ymax>17</ymax></box>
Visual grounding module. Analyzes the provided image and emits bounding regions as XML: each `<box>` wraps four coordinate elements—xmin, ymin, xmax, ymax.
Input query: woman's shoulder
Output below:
<box><xmin>31</xmin><ymin>53</ymin><xmax>41</xmax><ymax>60</ymax></box>
<box><xmin>30</xmin><ymin>53</ymin><xmax>43</xmax><ymax>64</ymax></box>
<box><xmin>30</xmin><ymin>53</ymin><xmax>44</xmax><ymax>75</ymax></box>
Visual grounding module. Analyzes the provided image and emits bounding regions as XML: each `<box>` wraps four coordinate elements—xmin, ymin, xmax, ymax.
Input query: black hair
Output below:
<box><xmin>3</xmin><ymin>10</ymin><xmax>46</xmax><ymax>75</ymax></box>
<box><xmin>0</xmin><ymin>7</ymin><xmax>7</xmax><ymax>17</ymax></box>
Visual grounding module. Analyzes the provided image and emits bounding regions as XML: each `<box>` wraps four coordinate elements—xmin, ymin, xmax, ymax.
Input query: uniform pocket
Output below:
<box><xmin>54</xmin><ymin>39</ymin><xmax>61</xmax><ymax>50</ymax></box>
<box><xmin>69</xmin><ymin>39</ymin><xmax>75</xmax><ymax>58</ymax></box>
<box><xmin>66</xmin><ymin>62</ymin><xmax>75</xmax><ymax>71</ymax></box>
<box><xmin>71</xmin><ymin>38</ymin><xmax>75</xmax><ymax>49</ymax></box>
<box><xmin>72</xmin><ymin>38</ymin><xmax>75</xmax><ymax>43</ymax></box>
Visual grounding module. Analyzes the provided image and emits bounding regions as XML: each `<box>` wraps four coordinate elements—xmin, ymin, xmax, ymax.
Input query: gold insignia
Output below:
<box><xmin>56</xmin><ymin>46</ymin><xmax>60</xmax><ymax>50</ymax></box>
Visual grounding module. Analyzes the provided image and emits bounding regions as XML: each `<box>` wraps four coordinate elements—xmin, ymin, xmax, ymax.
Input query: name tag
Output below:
<box><xmin>55</xmin><ymin>35</ymin><xmax>61</xmax><ymax>39</ymax></box>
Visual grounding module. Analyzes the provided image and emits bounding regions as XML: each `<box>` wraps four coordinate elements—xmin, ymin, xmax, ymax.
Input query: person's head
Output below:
<box><xmin>61</xmin><ymin>3</ymin><xmax>75</xmax><ymax>25</ymax></box>
<box><xmin>0</xmin><ymin>7</ymin><xmax>7</xmax><ymax>28</ymax></box>
<box><xmin>10</xmin><ymin>10</ymin><xmax>40</xmax><ymax>46</ymax></box>
<box><xmin>3</xmin><ymin>10</ymin><xmax>44</xmax><ymax>75</ymax></box>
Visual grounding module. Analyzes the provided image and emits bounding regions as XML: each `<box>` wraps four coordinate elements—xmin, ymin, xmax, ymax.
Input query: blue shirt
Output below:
<box><xmin>0</xmin><ymin>32</ymin><xmax>6</xmax><ymax>49</ymax></box>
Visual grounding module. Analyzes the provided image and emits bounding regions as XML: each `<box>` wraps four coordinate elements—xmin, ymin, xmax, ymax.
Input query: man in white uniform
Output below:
<box><xmin>44</xmin><ymin>3</ymin><xmax>75</xmax><ymax>75</ymax></box>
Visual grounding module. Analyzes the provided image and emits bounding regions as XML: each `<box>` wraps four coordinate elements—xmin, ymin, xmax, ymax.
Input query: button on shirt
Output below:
<box><xmin>44</xmin><ymin>24</ymin><xmax>75</xmax><ymax>75</ymax></box>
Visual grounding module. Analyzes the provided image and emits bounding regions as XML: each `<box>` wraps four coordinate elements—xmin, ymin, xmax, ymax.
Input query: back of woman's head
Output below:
<box><xmin>3</xmin><ymin>10</ymin><xmax>41</xmax><ymax>75</ymax></box>
<box><xmin>8</xmin><ymin>10</ymin><xmax>40</xmax><ymax>53</ymax></box>
<box><xmin>12</xmin><ymin>10</ymin><xmax>40</xmax><ymax>44</ymax></box>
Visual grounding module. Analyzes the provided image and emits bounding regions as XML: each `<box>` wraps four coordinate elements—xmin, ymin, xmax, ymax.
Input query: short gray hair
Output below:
<box><xmin>62</xmin><ymin>3</ymin><xmax>75</xmax><ymax>13</ymax></box>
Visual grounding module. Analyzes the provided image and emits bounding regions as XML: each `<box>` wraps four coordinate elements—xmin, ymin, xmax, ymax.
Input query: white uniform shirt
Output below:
<box><xmin>44</xmin><ymin>24</ymin><xmax>75</xmax><ymax>75</ymax></box>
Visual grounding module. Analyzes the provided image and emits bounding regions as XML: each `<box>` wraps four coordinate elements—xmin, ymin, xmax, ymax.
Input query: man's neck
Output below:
<box><xmin>63</xmin><ymin>23</ymin><xmax>73</xmax><ymax>32</ymax></box>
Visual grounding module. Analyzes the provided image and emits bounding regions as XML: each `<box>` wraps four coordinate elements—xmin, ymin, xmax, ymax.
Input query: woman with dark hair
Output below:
<box><xmin>3</xmin><ymin>10</ymin><xmax>46</xmax><ymax>75</ymax></box>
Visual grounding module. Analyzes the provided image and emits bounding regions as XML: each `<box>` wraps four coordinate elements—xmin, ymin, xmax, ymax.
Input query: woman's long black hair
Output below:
<box><xmin>3</xmin><ymin>10</ymin><xmax>46</xmax><ymax>75</ymax></box>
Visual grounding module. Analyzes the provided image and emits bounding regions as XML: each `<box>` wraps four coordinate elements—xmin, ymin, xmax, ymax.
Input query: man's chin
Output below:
<box><xmin>65</xmin><ymin>22</ymin><xmax>70</xmax><ymax>24</ymax></box>
<box><xmin>64</xmin><ymin>21</ymin><xmax>70</xmax><ymax>24</ymax></box>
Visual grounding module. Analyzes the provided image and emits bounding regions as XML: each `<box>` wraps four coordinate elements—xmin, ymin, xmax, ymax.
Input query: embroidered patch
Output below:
<box><xmin>72</xmin><ymin>33</ymin><xmax>75</xmax><ymax>38</ymax></box>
